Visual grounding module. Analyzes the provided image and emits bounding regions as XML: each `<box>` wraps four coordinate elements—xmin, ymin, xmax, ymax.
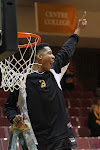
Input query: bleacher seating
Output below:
<box><xmin>72</xmin><ymin>137</ymin><xmax>100</xmax><ymax>149</ymax></box>
<box><xmin>69</xmin><ymin>117</ymin><xmax>79</xmax><ymax>126</ymax></box>
<box><xmin>63</xmin><ymin>90</ymin><xmax>71</xmax><ymax>98</ymax></box>
<box><xmin>80</xmin><ymin>107</ymin><xmax>91</xmax><ymax>117</ymax></box>
<box><xmin>71</xmin><ymin>91</ymin><xmax>82</xmax><ymax>99</ymax></box>
<box><xmin>0</xmin><ymin>139</ymin><xmax>9</xmax><ymax>150</ymax></box>
<box><xmin>0</xmin><ymin>127</ymin><xmax>9</xmax><ymax>138</ymax></box>
<box><xmin>61</xmin><ymin>62</ymin><xmax>100</xmax><ymax>149</ymax></box>
<box><xmin>82</xmin><ymin>91</ymin><xmax>94</xmax><ymax>98</ymax></box>
<box><xmin>0</xmin><ymin>90</ymin><xmax>8</xmax><ymax>98</ymax></box>
<box><xmin>90</xmin><ymin>137</ymin><xmax>100</xmax><ymax>149</ymax></box>
<box><xmin>81</xmin><ymin>98</ymin><xmax>93</xmax><ymax>107</ymax></box>
<box><xmin>78</xmin><ymin>116</ymin><xmax>88</xmax><ymax>127</ymax></box>
<box><xmin>1</xmin><ymin>137</ymin><xmax>100</xmax><ymax>150</ymax></box>
<box><xmin>0</xmin><ymin>138</ymin><xmax>23</xmax><ymax>150</ymax></box>
<box><xmin>0</xmin><ymin>117</ymin><xmax>10</xmax><ymax>126</ymax></box>
<box><xmin>72</xmin><ymin>126</ymin><xmax>78</xmax><ymax>137</ymax></box>
<box><xmin>75</xmin><ymin>137</ymin><xmax>91</xmax><ymax>149</ymax></box>
<box><xmin>77</xmin><ymin>127</ymin><xmax>90</xmax><ymax>137</ymax></box>
<box><xmin>68</xmin><ymin>107</ymin><xmax>80</xmax><ymax>117</ymax></box>
<box><xmin>65</xmin><ymin>91</ymin><xmax>97</xmax><ymax>140</ymax></box>
<box><xmin>0</xmin><ymin>98</ymin><xmax>6</xmax><ymax>107</ymax></box>
<box><xmin>69</xmin><ymin>98</ymin><xmax>81</xmax><ymax>107</ymax></box>
<box><xmin>64</xmin><ymin>98</ymin><xmax>69</xmax><ymax>107</ymax></box>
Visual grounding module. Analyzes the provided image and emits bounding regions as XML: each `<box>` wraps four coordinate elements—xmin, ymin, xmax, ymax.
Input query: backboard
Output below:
<box><xmin>0</xmin><ymin>0</ymin><xmax>2</xmax><ymax>46</ymax></box>
<box><xmin>0</xmin><ymin>0</ymin><xmax>18</xmax><ymax>61</ymax></box>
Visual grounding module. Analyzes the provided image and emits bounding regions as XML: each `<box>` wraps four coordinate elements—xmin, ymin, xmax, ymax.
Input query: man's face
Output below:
<box><xmin>39</xmin><ymin>46</ymin><xmax>55</xmax><ymax>72</ymax></box>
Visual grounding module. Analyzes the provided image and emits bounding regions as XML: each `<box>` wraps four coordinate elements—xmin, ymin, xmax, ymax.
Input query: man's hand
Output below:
<box><xmin>13</xmin><ymin>115</ymin><xmax>23</xmax><ymax>125</ymax></box>
<box><xmin>74</xmin><ymin>11</ymin><xmax>87</xmax><ymax>36</ymax></box>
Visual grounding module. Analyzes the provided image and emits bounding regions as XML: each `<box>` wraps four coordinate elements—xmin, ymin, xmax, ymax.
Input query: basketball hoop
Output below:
<box><xmin>18</xmin><ymin>32</ymin><xmax>41</xmax><ymax>48</ymax></box>
<box><xmin>0</xmin><ymin>32</ymin><xmax>41</xmax><ymax>92</ymax></box>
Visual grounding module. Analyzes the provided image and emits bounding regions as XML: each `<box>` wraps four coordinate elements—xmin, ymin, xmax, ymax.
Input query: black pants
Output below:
<box><xmin>37</xmin><ymin>138</ymin><xmax>72</xmax><ymax>150</ymax></box>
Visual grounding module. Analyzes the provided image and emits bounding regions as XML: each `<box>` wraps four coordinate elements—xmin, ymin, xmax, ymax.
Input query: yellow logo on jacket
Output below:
<box><xmin>39</xmin><ymin>80</ymin><xmax>46</xmax><ymax>88</ymax></box>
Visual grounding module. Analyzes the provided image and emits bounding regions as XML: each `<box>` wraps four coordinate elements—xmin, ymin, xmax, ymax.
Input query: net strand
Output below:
<box><xmin>0</xmin><ymin>35</ymin><xmax>39</xmax><ymax>92</ymax></box>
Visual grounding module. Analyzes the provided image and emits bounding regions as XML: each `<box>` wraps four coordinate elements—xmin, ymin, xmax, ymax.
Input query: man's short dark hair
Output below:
<box><xmin>28</xmin><ymin>43</ymin><xmax>49</xmax><ymax>59</ymax></box>
<box><xmin>36</xmin><ymin>43</ymin><xmax>49</xmax><ymax>54</ymax></box>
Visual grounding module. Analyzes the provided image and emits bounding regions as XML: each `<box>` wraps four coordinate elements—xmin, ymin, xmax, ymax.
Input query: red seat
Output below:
<box><xmin>7</xmin><ymin>126</ymin><xmax>11</xmax><ymax>137</ymax></box>
<box><xmin>74</xmin><ymin>84</ymin><xmax>83</xmax><ymax>91</ymax></box>
<box><xmin>79</xmin><ymin>117</ymin><xmax>88</xmax><ymax>127</ymax></box>
<box><xmin>71</xmin><ymin>91</ymin><xmax>82</xmax><ymax>98</ymax></box>
<box><xmin>0</xmin><ymin>90</ymin><xmax>8</xmax><ymax>98</ymax></box>
<box><xmin>78</xmin><ymin>127</ymin><xmax>90</xmax><ymax>137</ymax></box>
<box><xmin>0</xmin><ymin>97</ymin><xmax>6</xmax><ymax>101</ymax></box>
<box><xmin>1</xmin><ymin>107</ymin><xmax>6</xmax><ymax>116</ymax></box>
<box><xmin>69</xmin><ymin>98</ymin><xmax>81</xmax><ymax>107</ymax></box>
<box><xmin>76</xmin><ymin>137</ymin><xmax>90</xmax><ymax>149</ymax></box>
<box><xmin>1</xmin><ymin>138</ymin><xmax>24</xmax><ymax>150</ymax></box>
<box><xmin>1</xmin><ymin>139</ymin><xmax>9</xmax><ymax>150</ymax></box>
<box><xmin>0</xmin><ymin>98</ymin><xmax>6</xmax><ymax>107</ymax></box>
<box><xmin>69</xmin><ymin>117</ymin><xmax>79</xmax><ymax>126</ymax></box>
<box><xmin>89</xmin><ymin>137</ymin><xmax>100</xmax><ymax>149</ymax></box>
<box><xmin>0</xmin><ymin>136</ymin><xmax>22</xmax><ymax>150</ymax></box>
<box><xmin>80</xmin><ymin>107</ymin><xmax>91</xmax><ymax>117</ymax></box>
<box><xmin>64</xmin><ymin>98</ymin><xmax>69</xmax><ymax>107</ymax></box>
<box><xmin>0</xmin><ymin>140</ymin><xmax>1</xmax><ymax>150</ymax></box>
<box><xmin>68</xmin><ymin>108</ymin><xmax>80</xmax><ymax>117</ymax></box>
<box><xmin>63</xmin><ymin>90</ymin><xmax>71</xmax><ymax>98</ymax></box>
<box><xmin>81</xmin><ymin>99</ymin><xmax>93</xmax><ymax>107</ymax></box>
<box><xmin>0</xmin><ymin>107</ymin><xmax>2</xmax><ymax>117</ymax></box>
<box><xmin>72</xmin><ymin>126</ymin><xmax>78</xmax><ymax>137</ymax></box>
<box><xmin>0</xmin><ymin>117</ymin><xmax>10</xmax><ymax>126</ymax></box>
<box><xmin>93</xmin><ymin>99</ymin><xmax>98</xmax><ymax>104</ymax></box>
<box><xmin>0</xmin><ymin>127</ymin><xmax>7</xmax><ymax>138</ymax></box>
<box><xmin>82</xmin><ymin>91</ymin><xmax>94</xmax><ymax>98</ymax></box>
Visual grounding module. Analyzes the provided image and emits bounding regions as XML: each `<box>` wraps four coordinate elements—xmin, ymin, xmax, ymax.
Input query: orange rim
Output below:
<box><xmin>18</xmin><ymin>32</ymin><xmax>41</xmax><ymax>48</ymax></box>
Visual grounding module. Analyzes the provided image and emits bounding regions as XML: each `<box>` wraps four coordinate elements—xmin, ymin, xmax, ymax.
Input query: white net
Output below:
<box><xmin>0</xmin><ymin>34</ymin><xmax>40</xmax><ymax>92</ymax></box>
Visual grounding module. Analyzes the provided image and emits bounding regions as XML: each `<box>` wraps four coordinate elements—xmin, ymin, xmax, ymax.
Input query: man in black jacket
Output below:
<box><xmin>5</xmin><ymin>12</ymin><xmax>87</xmax><ymax>150</ymax></box>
